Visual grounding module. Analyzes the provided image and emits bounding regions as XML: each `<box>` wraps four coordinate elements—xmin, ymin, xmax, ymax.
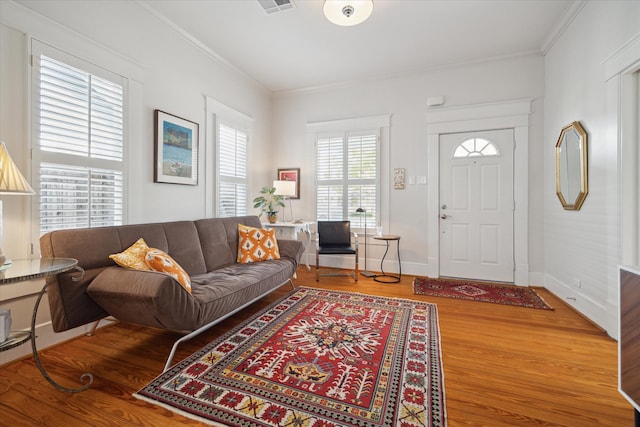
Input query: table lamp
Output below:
<box><xmin>273</xmin><ymin>179</ymin><xmax>296</xmax><ymax>222</ymax></box>
<box><xmin>0</xmin><ymin>141</ymin><xmax>35</xmax><ymax>266</ymax></box>
<box><xmin>355</xmin><ymin>207</ymin><xmax>375</xmax><ymax>277</ymax></box>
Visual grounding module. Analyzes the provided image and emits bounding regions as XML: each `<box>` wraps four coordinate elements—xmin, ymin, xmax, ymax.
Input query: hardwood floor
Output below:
<box><xmin>0</xmin><ymin>267</ymin><xmax>633</xmax><ymax>426</ymax></box>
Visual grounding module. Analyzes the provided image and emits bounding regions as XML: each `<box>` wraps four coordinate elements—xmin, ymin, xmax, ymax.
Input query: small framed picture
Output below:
<box><xmin>154</xmin><ymin>110</ymin><xmax>199</xmax><ymax>185</ymax></box>
<box><xmin>277</xmin><ymin>168</ymin><xmax>300</xmax><ymax>199</ymax></box>
<box><xmin>394</xmin><ymin>168</ymin><xmax>406</xmax><ymax>190</ymax></box>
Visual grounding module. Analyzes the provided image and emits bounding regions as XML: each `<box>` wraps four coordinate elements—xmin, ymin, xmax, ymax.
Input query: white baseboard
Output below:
<box><xmin>311</xmin><ymin>255</ymin><xmax>429</xmax><ymax>278</ymax></box>
<box><xmin>544</xmin><ymin>273</ymin><xmax>612</xmax><ymax>337</ymax></box>
<box><xmin>0</xmin><ymin>319</ymin><xmax>115</xmax><ymax>367</ymax></box>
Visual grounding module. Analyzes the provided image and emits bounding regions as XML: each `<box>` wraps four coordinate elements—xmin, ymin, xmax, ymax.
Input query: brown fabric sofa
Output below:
<box><xmin>39</xmin><ymin>215</ymin><xmax>304</xmax><ymax>370</ymax></box>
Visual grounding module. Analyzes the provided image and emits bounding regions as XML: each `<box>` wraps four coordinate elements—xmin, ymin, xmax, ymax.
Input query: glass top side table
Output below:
<box><xmin>0</xmin><ymin>258</ymin><xmax>90</xmax><ymax>392</ymax></box>
<box><xmin>0</xmin><ymin>258</ymin><xmax>78</xmax><ymax>284</ymax></box>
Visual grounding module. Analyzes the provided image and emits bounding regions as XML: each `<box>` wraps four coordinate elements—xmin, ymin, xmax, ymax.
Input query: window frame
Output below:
<box><xmin>453</xmin><ymin>137</ymin><xmax>500</xmax><ymax>158</ymax></box>
<box><xmin>307</xmin><ymin>114</ymin><xmax>391</xmax><ymax>235</ymax></box>
<box><xmin>205</xmin><ymin>97</ymin><xmax>254</xmax><ymax>218</ymax></box>
<box><xmin>315</xmin><ymin>129</ymin><xmax>380</xmax><ymax>228</ymax></box>
<box><xmin>31</xmin><ymin>40</ymin><xmax>129</xmax><ymax>242</ymax></box>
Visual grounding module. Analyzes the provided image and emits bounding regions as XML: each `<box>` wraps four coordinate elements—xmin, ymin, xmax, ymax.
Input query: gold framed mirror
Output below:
<box><xmin>555</xmin><ymin>121</ymin><xmax>588</xmax><ymax>210</ymax></box>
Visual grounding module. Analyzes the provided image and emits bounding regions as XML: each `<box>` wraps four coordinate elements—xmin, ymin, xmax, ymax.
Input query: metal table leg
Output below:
<box><xmin>31</xmin><ymin>266</ymin><xmax>94</xmax><ymax>393</ymax></box>
<box><xmin>373</xmin><ymin>236</ymin><xmax>401</xmax><ymax>283</ymax></box>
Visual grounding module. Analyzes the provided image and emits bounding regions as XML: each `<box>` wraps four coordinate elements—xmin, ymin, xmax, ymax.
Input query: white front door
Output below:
<box><xmin>439</xmin><ymin>129</ymin><xmax>514</xmax><ymax>282</ymax></box>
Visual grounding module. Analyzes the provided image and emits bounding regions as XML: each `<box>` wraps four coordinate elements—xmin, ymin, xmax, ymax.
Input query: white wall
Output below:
<box><xmin>0</xmin><ymin>0</ymin><xmax>272</xmax><ymax>364</ymax></box>
<box><xmin>272</xmin><ymin>54</ymin><xmax>546</xmax><ymax>278</ymax></box>
<box><xmin>544</xmin><ymin>0</ymin><xmax>640</xmax><ymax>337</ymax></box>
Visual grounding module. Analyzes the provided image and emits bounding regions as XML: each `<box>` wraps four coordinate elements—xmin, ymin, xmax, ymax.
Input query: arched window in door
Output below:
<box><xmin>453</xmin><ymin>138</ymin><xmax>500</xmax><ymax>158</ymax></box>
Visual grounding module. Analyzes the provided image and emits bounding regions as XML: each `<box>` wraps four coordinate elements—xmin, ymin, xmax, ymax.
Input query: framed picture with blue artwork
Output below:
<box><xmin>154</xmin><ymin>110</ymin><xmax>199</xmax><ymax>185</ymax></box>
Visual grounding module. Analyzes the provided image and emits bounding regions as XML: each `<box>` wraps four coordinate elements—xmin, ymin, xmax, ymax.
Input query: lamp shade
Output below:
<box><xmin>273</xmin><ymin>180</ymin><xmax>296</xmax><ymax>197</ymax></box>
<box><xmin>0</xmin><ymin>141</ymin><xmax>35</xmax><ymax>195</ymax></box>
<box><xmin>323</xmin><ymin>0</ymin><xmax>373</xmax><ymax>26</ymax></box>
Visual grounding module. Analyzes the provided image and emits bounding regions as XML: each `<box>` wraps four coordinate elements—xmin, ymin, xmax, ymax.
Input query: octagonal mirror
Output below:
<box><xmin>556</xmin><ymin>121</ymin><xmax>588</xmax><ymax>210</ymax></box>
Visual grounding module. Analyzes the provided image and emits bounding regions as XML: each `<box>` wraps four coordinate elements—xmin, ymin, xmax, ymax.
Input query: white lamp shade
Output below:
<box><xmin>273</xmin><ymin>180</ymin><xmax>296</xmax><ymax>197</ymax></box>
<box><xmin>0</xmin><ymin>141</ymin><xmax>35</xmax><ymax>195</ymax></box>
<box><xmin>323</xmin><ymin>0</ymin><xmax>373</xmax><ymax>26</ymax></box>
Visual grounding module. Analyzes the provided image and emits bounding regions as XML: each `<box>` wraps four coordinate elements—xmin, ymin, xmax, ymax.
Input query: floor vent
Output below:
<box><xmin>257</xmin><ymin>0</ymin><xmax>294</xmax><ymax>14</ymax></box>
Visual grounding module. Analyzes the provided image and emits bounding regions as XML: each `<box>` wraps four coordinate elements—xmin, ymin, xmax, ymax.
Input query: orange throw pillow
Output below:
<box><xmin>237</xmin><ymin>224</ymin><xmax>280</xmax><ymax>263</ymax></box>
<box><xmin>144</xmin><ymin>248</ymin><xmax>192</xmax><ymax>294</ymax></box>
<box><xmin>109</xmin><ymin>238</ymin><xmax>152</xmax><ymax>271</ymax></box>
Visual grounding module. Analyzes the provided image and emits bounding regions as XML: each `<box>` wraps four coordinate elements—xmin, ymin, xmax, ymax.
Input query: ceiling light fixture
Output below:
<box><xmin>323</xmin><ymin>0</ymin><xmax>373</xmax><ymax>26</ymax></box>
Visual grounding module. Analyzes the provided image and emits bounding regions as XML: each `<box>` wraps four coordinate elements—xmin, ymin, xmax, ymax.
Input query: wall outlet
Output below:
<box><xmin>573</xmin><ymin>278</ymin><xmax>581</xmax><ymax>288</ymax></box>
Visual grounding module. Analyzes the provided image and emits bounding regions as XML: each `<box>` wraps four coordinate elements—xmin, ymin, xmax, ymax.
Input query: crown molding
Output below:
<box><xmin>540</xmin><ymin>0</ymin><xmax>588</xmax><ymax>54</ymax></box>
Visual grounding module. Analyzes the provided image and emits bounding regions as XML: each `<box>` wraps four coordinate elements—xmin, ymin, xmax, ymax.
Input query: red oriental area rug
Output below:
<box><xmin>134</xmin><ymin>287</ymin><xmax>446</xmax><ymax>426</ymax></box>
<box><xmin>413</xmin><ymin>277</ymin><xmax>553</xmax><ymax>310</ymax></box>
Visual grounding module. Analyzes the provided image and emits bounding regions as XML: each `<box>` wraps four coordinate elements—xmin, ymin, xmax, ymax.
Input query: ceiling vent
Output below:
<box><xmin>257</xmin><ymin>0</ymin><xmax>294</xmax><ymax>14</ymax></box>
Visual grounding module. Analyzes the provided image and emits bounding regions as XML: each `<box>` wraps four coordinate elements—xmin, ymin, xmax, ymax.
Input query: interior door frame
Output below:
<box><xmin>426</xmin><ymin>99</ymin><xmax>532</xmax><ymax>285</ymax></box>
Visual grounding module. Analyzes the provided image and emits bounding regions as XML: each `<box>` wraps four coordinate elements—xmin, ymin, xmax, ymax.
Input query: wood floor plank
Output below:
<box><xmin>0</xmin><ymin>269</ymin><xmax>633</xmax><ymax>426</ymax></box>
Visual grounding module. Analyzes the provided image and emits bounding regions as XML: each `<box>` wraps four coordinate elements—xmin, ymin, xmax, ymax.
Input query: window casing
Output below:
<box><xmin>32</xmin><ymin>43</ymin><xmax>126</xmax><ymax>234</ymax></box>
<box><xmin>206</xmin><ymin>96</ymin><xmax>253</xmax><ymax>218</ymax></box>
<box><xmin>316</xmin><ymin>130</ymin><xmax>379</xmax><ymax>229</ymax></box>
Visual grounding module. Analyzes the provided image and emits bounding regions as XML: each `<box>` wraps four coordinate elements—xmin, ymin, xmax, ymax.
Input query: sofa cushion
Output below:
<box><xmin>88</xmin><ymin>257</ymin><xmax>295</xmax><ymax>332</ymax></box>
<box><xmin>115</xmin><ymin>222</ymin><xmax>207</xmax><ymax>276</ymax></box>
<box><xmin>195</xmin><ymin>216</ymin><xmax>263</xmax><ymax>271</ymax></box>
<box><xmin>87</xmin><ymin>267</ymin><xmax>198</xmax><ymax>331</ymax></box>
<box><xmin>109</xmin><ymin>238</ymin><xmax>152</xmax><ymax>271</ymax></box>
<box><xmin>145</xmin><ymin>248</ymin><xmax>192</xmax><ymax>293</ymax></box>
<box><xmin>237</xmin><ymin>224</ymin><xmax>280</xmax><ymax>263</ymax></box>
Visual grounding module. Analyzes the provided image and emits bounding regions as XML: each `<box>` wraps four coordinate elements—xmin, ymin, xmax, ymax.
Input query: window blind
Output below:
<box><xmin>218</xmin><ymin>123</ymin><xmax>247</xmax><ymax>217</ymax></box>
<box><xmin>36</xmin><ymin>52</ymin><xmax>125</xmax><ymax>233</ymax></box>
<box><xmin>316</xmin><ymin>131</ymin><xmax>378</xmax><ymax>228</ymax></box>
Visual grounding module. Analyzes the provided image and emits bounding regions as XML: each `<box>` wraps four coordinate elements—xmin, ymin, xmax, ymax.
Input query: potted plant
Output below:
<box><xmin>253</xmin><ymin>186</ymin><xmax>285</xmax><ymax>223</ymax></box>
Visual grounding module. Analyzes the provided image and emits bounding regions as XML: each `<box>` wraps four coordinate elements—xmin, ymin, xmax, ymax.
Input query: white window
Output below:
<box><xmin>205</xmin><ymin>97</ymin><xmax>253</xmax><ymax>218</ymax></box>
<box><xmin>32</xmin><ymin>43</ymin><xmax>126</xmax><ymax>233</ymax></box>
<box><xmin>316</xmin><ymin>130</ymin><xmax>379</xmax><ymax>229</ymax></box>
<box><xmin>217</xmin><ymin>122</ymin><xmax>248</xmax><ymax>217</ymax></box>
<box><xmin>453</xmin><ymin>138</ymin><xmax>499</xmax><ymax>158</ymax></box>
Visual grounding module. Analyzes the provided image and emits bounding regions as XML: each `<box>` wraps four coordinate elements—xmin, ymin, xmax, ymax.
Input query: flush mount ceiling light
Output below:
<box><xmin>323</xmin><ymin>0</ymin><xmax>373</xmax><ymax>26</ymax></box>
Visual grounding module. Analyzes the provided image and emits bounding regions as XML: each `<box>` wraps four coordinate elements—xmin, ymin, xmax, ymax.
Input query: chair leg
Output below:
<box><xmin>316</xmin><ymin>250</ymin><xmax>360</xmax><ymax>282</ymax></box>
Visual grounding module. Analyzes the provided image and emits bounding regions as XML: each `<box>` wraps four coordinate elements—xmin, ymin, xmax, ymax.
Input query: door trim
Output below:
<box><xmin>426</xmin><ymin>99</ymin><xmax>531</xmax><ymax>285</ymax></box>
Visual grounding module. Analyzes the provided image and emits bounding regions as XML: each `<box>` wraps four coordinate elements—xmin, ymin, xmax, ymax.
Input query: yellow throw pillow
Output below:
<box><xmin>144</xmin><ymin>248</ymin><xmax>192</xmax><ymax>294</ymax></box>
<box><xmin>109</xmin><ymin>238</ymin><xmax>152</xmax><ymax>271</ymax></box>
<box><xmin>237</xmin><ymin>224</ymin><xmax>280</xmax><ymax>263</ymax></box>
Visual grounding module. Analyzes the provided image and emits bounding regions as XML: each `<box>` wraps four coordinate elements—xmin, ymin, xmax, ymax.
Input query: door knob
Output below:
<box><xmin>441</xmin><ymin>214</ymin><xmax>448</xmax><ymax>219</ymax></box>
<box><xmin>441</xmin><ymin>204</ymin><xmax>447</xmax><ymax>209</ymax></box>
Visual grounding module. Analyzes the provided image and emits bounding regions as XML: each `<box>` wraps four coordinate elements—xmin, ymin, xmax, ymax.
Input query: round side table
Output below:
<box><xmin>373</xmin><ymin>235</ymin><xmax>401</xmax><ymax>283</ymax></box>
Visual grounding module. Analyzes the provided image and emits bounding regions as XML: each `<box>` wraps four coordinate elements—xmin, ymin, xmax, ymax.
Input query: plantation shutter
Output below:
<box><xmin>218</xmin><ymin>122</ymin><xmax>247</xmax><ymax>217</ymax></box>
<box><xmin>35</xmin><ymin>48</ymin><xmax>125</xmax><ymax>233</ymax></box>
<box><xmin>316</xmin><ymin>130</ymin><xmax>378</xmax><ymax>227</ymax></box>
<box><xmin>347</xmin><ymin>132</ymin><xmax>377</xmax><ymax>228</ymax></box>
<box><xmin>316</xmin><ymin>135</ymin><xmax>344</xmax><ymax>221</ymax></box>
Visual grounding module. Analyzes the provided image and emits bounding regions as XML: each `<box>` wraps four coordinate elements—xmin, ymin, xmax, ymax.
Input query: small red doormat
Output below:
<box><xmin>413</xmin><ymin>277</ymin><xmax>553</xmax><ymax>310</ymax></box>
